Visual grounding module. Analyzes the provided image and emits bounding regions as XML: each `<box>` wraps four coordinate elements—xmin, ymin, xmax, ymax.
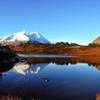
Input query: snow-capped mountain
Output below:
<box><xmin>0</xmin><ymin>31</ymin><xmax>50</xmax><ymax>44</ymax></box>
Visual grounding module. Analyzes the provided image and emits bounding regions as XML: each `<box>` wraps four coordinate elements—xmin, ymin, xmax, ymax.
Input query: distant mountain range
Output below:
<box><xmin>2</xmin><ymin>31</ymin><xmax>100</xmax><ymax>45</ymax></box>
<box><xmin>0</xmin><ymin>31</ymin><xmax>50</xmax><ymax>45</ymax></box>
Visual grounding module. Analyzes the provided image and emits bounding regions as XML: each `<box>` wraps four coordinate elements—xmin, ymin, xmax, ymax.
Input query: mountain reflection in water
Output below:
<box><xmin>0</xmin><ymin>57</ymin><xmax>100</xmax><ymax>100</ymax></box>
<box><xmin>12</xmin><ymin>62</ymin><xmax>47</xmax><ymax>75</ymax></box>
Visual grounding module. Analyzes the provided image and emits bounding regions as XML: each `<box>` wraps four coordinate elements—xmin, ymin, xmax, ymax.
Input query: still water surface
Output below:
<box><xmin>0</xmin><ymin>55</ymin><xmax>100</xmax><ymax>100</ymax></box>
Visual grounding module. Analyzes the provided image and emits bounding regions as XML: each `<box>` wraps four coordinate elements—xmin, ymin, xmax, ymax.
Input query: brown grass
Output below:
<box><xmin>10</xmin><ymin>44</ymin><xmax>100</xmax><ymax>56</ymax></box>
<box><xmin>0</xmin><ymin>96</ymin><xmax>35</xmax><ymax>100</ymax></box>
<box><xmin>0</xmin><ymin>96</ymin><xmax>22</xmax><ymax>100</ymax></box>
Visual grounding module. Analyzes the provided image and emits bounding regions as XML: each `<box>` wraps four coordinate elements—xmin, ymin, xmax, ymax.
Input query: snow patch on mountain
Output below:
<box><xmin>0</xmin><ymin>30</ymin><xmax>50</xmax><ymax>44</ymax></box>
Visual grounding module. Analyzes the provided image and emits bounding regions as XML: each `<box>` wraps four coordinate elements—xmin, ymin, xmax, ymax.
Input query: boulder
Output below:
<box><xmin>0</xmin><ymin>45</ymin><xmax>19</xmax><ymax>65</ymax></box>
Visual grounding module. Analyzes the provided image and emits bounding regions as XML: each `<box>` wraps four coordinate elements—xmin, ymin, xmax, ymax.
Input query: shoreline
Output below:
<box><xmin>10</xmin><ymin>45</ymin><xmax>100</xmax><ymax>56</ymax></box>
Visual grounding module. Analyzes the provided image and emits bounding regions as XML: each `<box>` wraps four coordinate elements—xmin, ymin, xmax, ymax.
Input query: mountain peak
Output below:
<box><xmin>31</xmin><ymin>32</ymin><xmax>41</xmax><ymax>38</ymax></box>
<box><xmin>0</xmin><ymin>31</ymin><xmax>50</xmax><ymax>45</ymax></box>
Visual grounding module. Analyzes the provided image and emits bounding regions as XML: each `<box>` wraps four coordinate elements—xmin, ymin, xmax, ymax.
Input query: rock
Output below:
<box><xmin>0</xmin><ymin>45</ymin><xmax>19</xmax><ymax>65</ymax></box>
<box><xmin>91</xmin><ymin>36</ymin><xmax>100</xmax><ymax>45</ymax></box>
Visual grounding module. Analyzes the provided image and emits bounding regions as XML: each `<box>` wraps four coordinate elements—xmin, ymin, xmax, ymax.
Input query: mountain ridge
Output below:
<box><xmin>0</xmin><ymin>31</ymin><xmax>50</xmax><ymax>45</ymax></box>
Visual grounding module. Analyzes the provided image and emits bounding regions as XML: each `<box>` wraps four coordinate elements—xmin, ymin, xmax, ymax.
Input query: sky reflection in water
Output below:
<box><xmin>0</xmin><ymin>58</ymin><xmax>100</xmax><ymax>100</ymax></box>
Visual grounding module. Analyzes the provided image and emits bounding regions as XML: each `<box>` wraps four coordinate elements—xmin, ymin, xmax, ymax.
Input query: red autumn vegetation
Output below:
<box><xmin>9</xmin><ymin>42</ymin><xmax>100</xmax><ymax>56</ymax></box>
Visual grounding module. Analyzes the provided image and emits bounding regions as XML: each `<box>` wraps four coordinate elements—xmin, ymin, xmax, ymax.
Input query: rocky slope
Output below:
<box><xmin>91</xmin><ymin>36</ymin><xmax>100</xmax><ymax>45</ymax></box>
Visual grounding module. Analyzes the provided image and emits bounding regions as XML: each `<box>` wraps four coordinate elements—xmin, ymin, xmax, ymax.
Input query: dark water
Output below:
<box><xmin>0</xmin><ymin>55</ymin><xmax>100</xmax><ymax>100</ymax></box>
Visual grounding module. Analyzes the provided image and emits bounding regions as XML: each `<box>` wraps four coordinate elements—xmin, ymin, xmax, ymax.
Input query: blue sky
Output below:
<box><xmin>0</xmin><ymin>0</ymin><xmax>100</xmax><ymax>44</ymax></box>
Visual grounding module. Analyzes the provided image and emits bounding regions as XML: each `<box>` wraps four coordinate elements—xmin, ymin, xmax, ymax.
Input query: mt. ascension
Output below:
<box><xmin>0</xmin><ymin>31</ymin><xmax>50</xmax><ymax>44</ymax></box>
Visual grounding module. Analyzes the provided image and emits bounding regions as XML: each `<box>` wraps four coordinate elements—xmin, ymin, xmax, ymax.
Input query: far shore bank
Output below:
<box><xmin>6</xmin><ymin>44</ymin><xmax>100</xmax><ymax>65</ymax></box>
<box><xmin>9</xmin><ymin>44</ymin><xmax>100</xmax><ymax>56</ymax></box>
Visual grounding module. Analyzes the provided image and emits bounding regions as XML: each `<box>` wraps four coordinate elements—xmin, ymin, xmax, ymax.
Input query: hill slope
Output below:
<box><xmin>91</xmin><ymin>36</ymin><xmax>100</xmax><ymax>45</ymax></box>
